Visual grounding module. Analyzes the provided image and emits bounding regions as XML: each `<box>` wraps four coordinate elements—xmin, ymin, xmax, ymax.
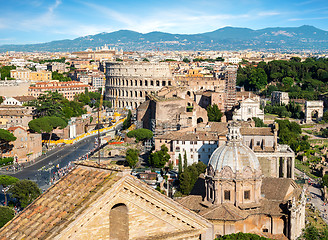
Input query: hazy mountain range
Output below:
<box><xmin>1</xmin><ymin>25</ymin><xmax>327</xmax><ymax>52</ymax></box>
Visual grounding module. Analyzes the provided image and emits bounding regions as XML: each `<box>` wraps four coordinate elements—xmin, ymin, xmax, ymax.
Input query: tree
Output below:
<box><xmin>178</xmin><ymin>153</ymin><xmax>182</xmax><ymax>174</ymax></box>
<box><xmin>126</xmin><ymin>128</ymin><xmax>153</xmax><ymax>142</ymax></box>
<box><xmin>126</xmin><ymin>148</ymin><xmax>139</xmax><ymax>168</ymax></box>
<box><xmin>302</xmin><ymin>225</ymin><xmax>320</xmax><ymax>240</ymax></box>
<box><xmin>0</xmin><ymin>175</ymin><xmax>19</xmax><ymax>206</ymax></box>
<box><xmin>9</xmin><ymin>179</ymin><xmax>41</xmax><ymax>208</ymax></box>
<box><xmin>323</xmin><ymin>111</ymin><xmax>328</xmax><ymax>122</ymax></box>
<box><xmin>182</xmin><ymin>58</ymin><xmax>190</xmax><ymax>63</ymax></box>
<box><xmin>123</xmin><ymin>110</ymin><xmax>132</xmax><ymax>130</ymax></box>
<box><xmin>149</xmin><ymin>145</ymin><xmax>170</xmax><ymax>168</ymax></box>
<box><xmin>0</xmin><ymin>96</ymin><xmax>3</xmax><ymax>105</ymax></box>
<box><xmin>0</xmin><ymin>206</ymin><xmax>14</xmax><ymax>228</ymax></box>
<box><xmin>0</xmin><ymin>129</ymin><xmax>16</xmax><ymax>159</ymax></box>
<box><xmin>249</xmin><ymin>68</ymin><xmax>267</xmax><ymax>90</ymax></box>
<box><xmin>252</xmin><ymin>117</ymin><xmax>266</xmax><ymax>127</ymax></box>
<box><xmin>28</xmin><ymin>116</ymin><xmax>67</xmax><ymax>146</ymax></box>
<box><xmin>323</xmin><ymin>174</ymin><xmax>328</xmax><ymax>188</ymax></box>
<box><xmin>207</xmin><ymin>104</ymin><xmax>223</xmax><ymax>122</ymax></box>
<box><xmin>179</xmin><ymin>162</ymin><xmax>207</xmax><ymax>195</ymax></box>
<box><xmin>216</xmin><ymin>232</ymin><xmax>271</xmax><ymax>239</ymax></box>
<box><xmin>183</xmin><ymin>152</ymin><xmax>188</xmax><ymax>171</ymax></box>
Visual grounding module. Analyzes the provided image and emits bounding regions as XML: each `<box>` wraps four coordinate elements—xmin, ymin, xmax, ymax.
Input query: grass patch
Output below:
<box><xmin>306</xmin><ymin>207</ymin><xmax>327</xmax><ymax>230</ymax></box>
<box><xmin>295</xmin><ymin>159</ymin><xmax>319</xmax><ymax>179</ymax></box>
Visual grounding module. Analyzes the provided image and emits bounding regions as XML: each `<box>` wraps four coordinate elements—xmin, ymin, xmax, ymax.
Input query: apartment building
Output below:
<box><xmin>28</xmin><ymin>81</ymin><xmax>94</xmax><ymax>100</ymax></box>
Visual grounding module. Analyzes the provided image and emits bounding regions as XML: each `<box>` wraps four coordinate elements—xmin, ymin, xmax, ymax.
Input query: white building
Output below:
<box><xmin>233</xmin><ymin>98</ymin><xmax>264</xmax><ymax>121</ymax></box>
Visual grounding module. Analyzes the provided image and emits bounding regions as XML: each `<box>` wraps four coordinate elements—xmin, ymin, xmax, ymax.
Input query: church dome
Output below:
<box><xmin>208</xmin><ymin>122</ymin><xmax>261</xmax><ymax>173</ymax></box>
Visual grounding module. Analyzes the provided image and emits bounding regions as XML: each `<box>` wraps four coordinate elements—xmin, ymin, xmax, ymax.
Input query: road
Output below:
<box><xmin>295</xmin><ymin>168</ymin><xmax>328</xmax><ymax>224</ymax></box>
<box><xmin>3</xmin><ymin>135</ymin><xmax>97</xmax><ymax>191</ymax></box>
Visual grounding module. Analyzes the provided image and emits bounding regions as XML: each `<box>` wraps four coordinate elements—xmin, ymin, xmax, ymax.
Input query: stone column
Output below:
<box><xmin>283</xmin><ymin>158</ymin><xmax>287</xmax><ymax>178</ymax></box>
<box><xmin>291</xmin><ymin>157</ymin><xmax>295</xmax><ymax>179</ymax></box>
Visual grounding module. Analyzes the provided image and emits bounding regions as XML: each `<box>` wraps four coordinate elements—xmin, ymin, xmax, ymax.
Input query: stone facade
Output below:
<box><xmin>271</xmin><ymin>91</ymin><xmax>289</xmax><ymax>106</ymax></box>
<box><xmin>137</xmin><ymin>92</ymin><xmax>208</xmax><ymax>137</ymax></box>
<box><xmin>233</xmin><ymin>98</ymin><xmax>264</xmax><ymax>121</ymax></box>
<box><xmin>105</xmin><ymin>62</ymin><xmax>173</xmax><ymax>109</ymax></box>
<box><xmin>178</xmin><ymin>123</ymin><xmax>305</xmax><ymax>240</ymax></box>
<box><xmin>305</xmin><ymin>100</ymin><xmax>324</xmax><ymax>123</ymax></box>
<box><xmin>155</xmin><ymin>122</ymin><xmax>295</xmax><ymax>178</ymax></box>
<box><xmin>4</xmin><ymin>126</ymin><xmax>42</xmax><ymax>163</ymax></box>
<box><xmin>0</xmin><ymin>163</ymin><xmax>214</xmax><ymax>240</ymax></box>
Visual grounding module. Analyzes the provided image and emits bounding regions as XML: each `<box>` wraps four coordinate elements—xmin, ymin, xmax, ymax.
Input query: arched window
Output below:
<box><xmin>140</xmin><ymin>80</ymin><xmax>143</xmax><ymax>86</ymax></box>
<box><xmin>110</xmin><ymin>203</ymin><xmax>128</xmax><ymax>240</ymax></box>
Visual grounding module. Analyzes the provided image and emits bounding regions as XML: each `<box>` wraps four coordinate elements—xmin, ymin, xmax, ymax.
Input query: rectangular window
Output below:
<box><xmin>244</xmin><ymin>190</ymin><xmax>250</xmax><ymax>200</ymax></box>
<box><xmin>224</xmin><ymin>190</ymin><xmax>230</xmax><ymax>200</ymax></box>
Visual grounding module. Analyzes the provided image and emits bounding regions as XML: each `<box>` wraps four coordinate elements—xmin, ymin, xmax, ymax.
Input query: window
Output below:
<box><xmin>244</xmin><ymin>190</ymin><xmax>250</xmax><ymax>200</ymax></box>
<box><xmin>224</xmin><ymin>190</ymin><xmax>230</xmax><ymax>200</ymax></box>
<box><xmin>263</xmin><ymin>229</ymin><xmax>269</xmax><ymax>233</ymax></box>
<box><xmin>257</xmin><ymin>141</ymin><xmax>261</xmax><ymax>146</ymax></box>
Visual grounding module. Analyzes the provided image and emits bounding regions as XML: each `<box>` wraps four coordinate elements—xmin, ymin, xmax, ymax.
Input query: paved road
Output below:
<box><xmin>3</xmin><ymin>135</ymin><xmax>97</xmax><ymax>191</ymax></box>
<box><xmin>295</xmin><ymin>168</ymin><xmax>328</xmax><ymax>224</ymax></box>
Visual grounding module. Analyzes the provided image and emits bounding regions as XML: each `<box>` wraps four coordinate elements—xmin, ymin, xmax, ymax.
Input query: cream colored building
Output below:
<box><xmin>0</xmin><ymin>162</ymin><xmax>214</xmax><ymax>239</ymax></box>
<box><xmin>10</xmin><ymin>69</ymin><xmax>52</xmax><ymax>82</ymax></box>
<box><xmin>178</xmin><ymin>122</ymin><xmax>305</xmax><ymax>239</ymax></box>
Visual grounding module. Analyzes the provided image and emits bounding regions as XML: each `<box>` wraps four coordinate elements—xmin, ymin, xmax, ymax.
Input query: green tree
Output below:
<box><xmin>179</xmin><ymin>162</ymin><xmax>207</xmax><ymax>195</ymax></box>
<box><xmin>0</xmin><ymin>129</ymin><xmax>16</xmax><ymax>159</ymax></box>
<box><xmin>322</xmin><ymin>174</ymin><xmax>328</xmax><ymax>188</ymax></box>
<box><xmin>28</xmin><ymin>116</ymin><xmax>67</xmax><ymax>146</ymax></box>
<box><xmin>178</xmin><ymin>153</ymin><xmax>182</xmax><ymax>174</ymax></box>
<box><xmin>0</xmin><ymin>96</ymin><xmax>3</xmax><ymax>105</ymax></box>
<box><xmin>252</xmin><ymin>117</ymin><xmax>266</xmax><ymax>127</ymax></box>
<box><xmin>207</xmin><ymin>104</ymin><xmax>223</xmax><ymax>122</ymax></box>
<box><xmin>0</xmin><ymin>206</ymin><xmax>15</xmax><ymax>228</ymax></box>
<box><xmin>149</xmin><ymin>145</ymin><xmax>170</xmax><ymax>168</ymax></box>
<box><xmin>323</xmin><ymin>111</ymin><xmax>328</xmax><ymax>122</ymax></box>
<box><xmin>0</xmin><ymin>175</ymin><xmax>19</xmax><ymax>206</ymax></box>
<box><xmin>183</xmin><ymin>152</ymin><xmax>188</xmax><ymax>171</ymax></box>
<box><xmin>52</xmin><ymin>71</ymin><xmax>71</xmax><ymax>82</ymax></box>
<box><xmin>216</xmin><ymin>232</ymin><xmax>271</xmax><ymax>239</ymax></box>
<box><xmin>9</xmin><ymin>179</ymin><xmax>41</xmax><ymax>208</ymax></box>
<box><xmin>123</xmin><ymin>110</ymin><xmax>132</xmax><ymax>130</ymax></box>
<box><xmin>0</xmin><ymin>65</ymin><xmax>16</xmax><ymax>80</ymax></box>
<box><xmin>126</xmin><ymin>128</ymin><xmax>153</xmax><ymax>142</ymax></box>
<box><xmin>126</xmin><ymin>148</ymin><xmax>139</xmax><ymax>168</ymax></box>
<box><xmin>182</xmin><ymin>58</ymin><xmax>190</xmax><ymax>63</ymax></box>
<box><xmin>249</xmin><ymin>68</ymin><xmax>268</xmax><ymax>90</ymax></box>
<box><xmin>302</xmin><ymin>225</ymin><xmax>320</xmax><ymax>240</ymax></box>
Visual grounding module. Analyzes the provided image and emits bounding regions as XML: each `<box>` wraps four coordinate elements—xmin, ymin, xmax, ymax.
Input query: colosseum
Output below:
<box><xmin>105</xmin><ymin>62</ymin><xmax>174</xmax><ymax>109</ymax></box>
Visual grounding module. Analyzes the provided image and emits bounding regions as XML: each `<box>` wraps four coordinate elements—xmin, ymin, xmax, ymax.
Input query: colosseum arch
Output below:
<box><xmin>140</xmin><ymin>80</ymin><xmax>143</xmax><ymax>86</ymax></box>
<box><xmin>162</xmin><ymin>81</ymin><xmax>166</xmax><ymax>86</ymax></box>
<box><xmin>156</xmin><ymin>80</ymin><xmax>160</xmax><ymax>86</ymax></box>
<box><xmin>110</xmin><ymin>203</ymin><xmax>129</xmax><ymax>240</ymax></box>
<box><xmin>145</xmin><ymin>80</ymin><xmax>148</xmax><ymax>86</ymax></box>
<box><xmin>135</xmin><ymin>80</ymin><xmax>138</xmax><ymax>86</ymax></box>
<box><xmin>126</xmin><ymin>80</ymin><xmax>128</xmax><ymax>86</ymax></box>
<box><xmin>151</xmin><ymin>80</ymin><xmax>154</xmax><ymax>86</ymax></box>
<box><xmin>130</xmin><ymin>80</ymin><xmax>133</xmax><ymax>86</ymax></box>
<box><xmin>135</xmin><ymin>91</ymin><xmax>138</xmax><ymax>98</ymax></box>
<box><xmin>140</xmin><ymin>91</ymin><xmax>143</xmax><ymax>97</ymax></box>
<box><xmin>130</xmin><ymin>91</ymin><xmax>133</xmax><ymax>97</ymax></box>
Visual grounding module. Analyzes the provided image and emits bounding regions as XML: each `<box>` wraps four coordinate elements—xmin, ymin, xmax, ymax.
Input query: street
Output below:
<box><xmin>1</xmin><ymin>135</ymin><xmax>97</xmax><ymax>191</ymax></box>
<box><xmin>295</xmin><ymin>168</ymin><xmax>328</xmax><ymax>225</ymax></box>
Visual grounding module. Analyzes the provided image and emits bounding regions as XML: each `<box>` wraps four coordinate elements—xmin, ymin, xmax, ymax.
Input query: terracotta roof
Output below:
<box><xmin>261</xmin><ymin>177</ymin><xmax>297</xmax><ymax>201</ymax></box>
<box><xmin>199</xmin><ymin>204</ymin><xmax>248</xmax><ymax>221</ymax></box>
<box><xmin>240</xmin><ymin>127</ymin><xmax>274</xmax><ymax>136</ymax></box>
<box><xmin>0</xmin><ymin>165</ymin><xmax>119</xmax><ymax>239</ymax></box>
<box><xmin>12</xmin><ymin>96</ymin><xmax>36</xmax><ymax>102</ymax></box>
<box><xmin>7</xmin><ymin>126</ymin><xmax>25</xmax><ymax>132</ymax></box>
<box><xmin>0</xmin><ymin>161</ymin><xmax>213</xmax><ymax>239</ymax></box>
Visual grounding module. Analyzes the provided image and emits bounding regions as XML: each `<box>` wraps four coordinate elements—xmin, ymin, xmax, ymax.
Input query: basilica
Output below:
<box><xmin>178</xmin><ymin>122</ymin><xmax>306</xmax><ymax>239</ymax></box>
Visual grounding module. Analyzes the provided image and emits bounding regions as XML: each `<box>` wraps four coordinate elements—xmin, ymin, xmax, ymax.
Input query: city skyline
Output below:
<box><xmin>0</xmin><ymin>0</ymin><xmax>328</xmax><ymax>45</ymax></box>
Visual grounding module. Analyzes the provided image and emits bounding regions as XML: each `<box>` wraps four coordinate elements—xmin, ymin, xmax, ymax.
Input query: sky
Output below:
<box><xmin>0</xmin><ymin>0</ymin><xmax>328</xmax><ymax>45</ymax></box>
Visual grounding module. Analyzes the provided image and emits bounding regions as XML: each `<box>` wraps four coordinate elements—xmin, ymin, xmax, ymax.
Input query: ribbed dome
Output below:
<box><xmin>208</xmin><ymin>122</ymin><xmax>261</xmax><ymax>173</ymax></box>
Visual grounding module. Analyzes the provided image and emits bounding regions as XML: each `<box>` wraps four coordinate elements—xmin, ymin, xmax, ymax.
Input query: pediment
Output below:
<box><xmin>54</xmin><ymin>174</ymin><xmax>213</xmax><ymax>240</ymax></box>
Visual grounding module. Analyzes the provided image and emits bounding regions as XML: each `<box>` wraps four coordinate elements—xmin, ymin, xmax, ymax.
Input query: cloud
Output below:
<box><xmin>289</xmin><ymin>16</ymin><xmax>328</xmax><ymax>21</ymax></box>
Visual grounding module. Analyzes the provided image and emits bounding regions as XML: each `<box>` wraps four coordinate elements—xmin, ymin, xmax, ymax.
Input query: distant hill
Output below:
<box><xmin>0</xmin><ymin>25</ymin><xmax>327</xmax><ymax>52</ymax></box>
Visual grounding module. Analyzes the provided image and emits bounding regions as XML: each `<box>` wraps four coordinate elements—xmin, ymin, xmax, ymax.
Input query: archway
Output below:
<box><xmin>110</xmin><ymin>203</ymin><xmax>128</xmax><ymax>240</ymax></box>
<box><xmin>187</xmin><ymin>91</ymin><xmax>191</xmax><ymax>97</ymax></box>
<box><xmin>311</xmin><ymin>110</ymin><xmax>318</xmax><ymax>122</ymax></box>
<box><xmin>197</xmin><ymin>117</ymin><xmax>203</xmax><ymax>123</ymax></box>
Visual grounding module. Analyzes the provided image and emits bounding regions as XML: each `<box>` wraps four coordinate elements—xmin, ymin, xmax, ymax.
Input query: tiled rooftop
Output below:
<box><xmin>0</xmin><ymin>163</ymin><xmax>122</xmax><ymax>239</ymax></box>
